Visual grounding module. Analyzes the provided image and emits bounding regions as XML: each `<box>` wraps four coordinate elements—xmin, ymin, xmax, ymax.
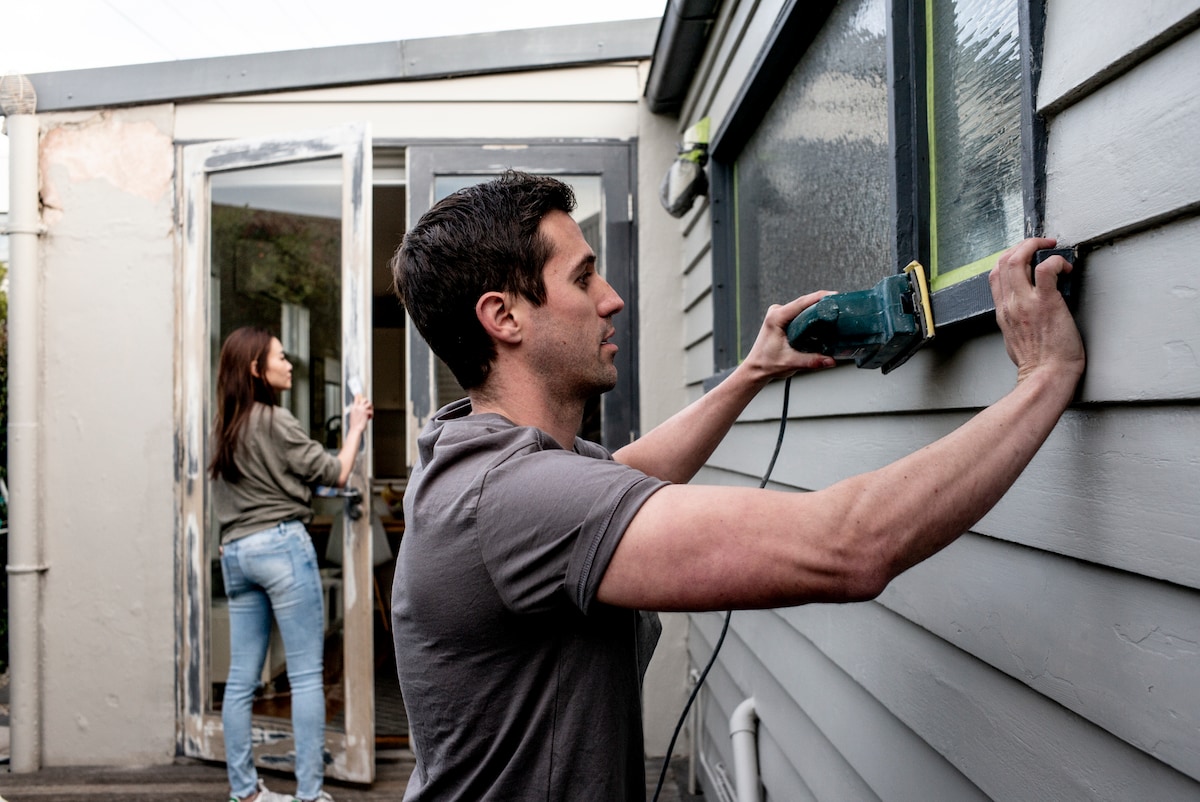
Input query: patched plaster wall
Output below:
<box><xmin>37</xmin><ymin>104</ymin><xmax>178</xmax><ymax>763</ymax></box>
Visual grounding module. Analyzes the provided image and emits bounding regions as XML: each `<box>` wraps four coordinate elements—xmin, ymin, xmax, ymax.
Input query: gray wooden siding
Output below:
<box><xmin>673</xmin><ymin>0</ymin><xmax>1200</xmax><ymax>798</ymax></box>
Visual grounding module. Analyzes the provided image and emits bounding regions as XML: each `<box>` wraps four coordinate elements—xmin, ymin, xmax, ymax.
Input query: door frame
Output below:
<box><xmin>403</xmin><ymin>141</ymin><xmax>639</xmax><ymax>463</ymax></box>
<box><xmin>176</xmin><ymin>123</ymin><xmax>376</xmax><ymax>783</ymax></box>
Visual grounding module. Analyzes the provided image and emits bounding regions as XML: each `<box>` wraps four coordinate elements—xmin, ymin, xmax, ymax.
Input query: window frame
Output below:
<box><xmin>710</xmin><ymin>0</ymin><xmax>1049</xmax><ymax>370</ymax></box>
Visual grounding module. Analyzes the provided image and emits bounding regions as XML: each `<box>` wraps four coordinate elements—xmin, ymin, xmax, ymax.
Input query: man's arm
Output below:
<box><xmin>598</xmin><ymin>238</ymin><xmax>1085</xmax><ymax>611</ymax></box>
<box><xmin>613</xmin><ymin>291</ymin><xmax>837</xmax><ymax>484</ymax></box>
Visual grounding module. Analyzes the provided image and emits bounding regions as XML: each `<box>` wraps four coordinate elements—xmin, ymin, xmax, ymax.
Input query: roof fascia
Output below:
<box><xmin>27</xmin><ymin>18</ymin><xmax>660</xmax><ymax>112</ymax></box>
<box><xmin>644</xmin><ymin>0</ymin><xmax>721</xmax><ymax>115</ymax></box>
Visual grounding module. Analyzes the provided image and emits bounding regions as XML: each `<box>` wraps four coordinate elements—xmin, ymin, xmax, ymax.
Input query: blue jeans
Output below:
<box><xmin>221</xmin><ymin>520</ymin><xmax>326</xmax><ymax>799</ymax></box>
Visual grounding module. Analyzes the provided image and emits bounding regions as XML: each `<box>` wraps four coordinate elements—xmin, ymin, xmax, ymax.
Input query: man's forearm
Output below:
<box><xmin>613</xmin><ymin>361</ymin><xmax>772</xmax><ymax>483</ymax></box>
<box><xmin>832</xmin><ymin>365</ymin><xmax>1080</xmax><ymax>588</ymax></box>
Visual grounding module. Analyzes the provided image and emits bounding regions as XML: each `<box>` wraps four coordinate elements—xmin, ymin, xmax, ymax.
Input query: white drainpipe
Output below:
<box><xmin>730</xmin><ymin>697</ymin><xmax>761</xmax><ymax>802</ymax></box>
<box><xmin>2</xmin><ymin>73</ymin><xmax>46</xmax><ymax>773</ymax></box>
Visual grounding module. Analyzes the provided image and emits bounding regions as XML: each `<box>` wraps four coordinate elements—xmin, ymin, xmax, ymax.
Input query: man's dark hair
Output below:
<box><xmin>390</xmin><ymin>170</ymin><xmax>577</xmax><ymax>389</ymax></box>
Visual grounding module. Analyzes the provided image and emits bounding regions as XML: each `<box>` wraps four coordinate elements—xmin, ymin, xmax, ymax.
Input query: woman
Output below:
<box><xmin>210</xmin><ymin>326</ymin><xmax>373</xmax><ymax>802</ymax></box>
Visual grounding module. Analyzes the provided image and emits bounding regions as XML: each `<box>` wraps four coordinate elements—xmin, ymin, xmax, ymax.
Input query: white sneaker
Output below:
<box><xmin>228</xmin><ymin>779</ymin><xmax>293</xmax><ymax>802</ymax></box>
<box><xmin>294</xmin><ymin>792</ymin><xmax>335</xmax><ymax>802</ymax></box>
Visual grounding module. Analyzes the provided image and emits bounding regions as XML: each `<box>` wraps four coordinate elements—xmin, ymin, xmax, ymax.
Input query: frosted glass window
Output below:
<box><xmin>928</xmin><ymin>0</ymin><xmax>1023</xmax><ymax>289</ymax></box>
<box><xmin>733</xmin><ymin>0</ymin><xmax>890</xmax><ymax>361</ymax></box>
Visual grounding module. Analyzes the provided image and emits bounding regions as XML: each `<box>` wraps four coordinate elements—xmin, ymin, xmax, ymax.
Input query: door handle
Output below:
<box><xmin>315</xmin><ymin>485</ymin><xmax>365</xmax><ymax>520</ymax></box>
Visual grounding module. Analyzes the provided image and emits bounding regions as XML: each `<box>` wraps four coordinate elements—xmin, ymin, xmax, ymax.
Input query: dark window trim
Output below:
<box><xmin>709</xmin><ymin>0</ymin><xmax>1049</xmax><ymax>367</ymax></box>
<box><xmin>927</xmin><ymin>0</ymin><xmax>1050</xmax><ymax>326</ymax></box>
<box><xmin>709</xmin><ymin>0</ymin><xmax>838</xmax><ymax>372</ymax></box>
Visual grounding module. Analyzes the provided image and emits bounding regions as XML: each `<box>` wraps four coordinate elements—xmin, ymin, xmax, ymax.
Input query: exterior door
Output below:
<box><xmin>404</xmin><ymin>143</ymin><xmax>638</xmax><ymax>463</ymax></box>
<box><xmin>177</xmin><ymin>124</ymin><xmax>376</xmax><ymax>783</ymax></box>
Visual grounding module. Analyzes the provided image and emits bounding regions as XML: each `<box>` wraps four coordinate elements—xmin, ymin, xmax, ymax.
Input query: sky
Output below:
<box><xmin>0</xmin><ymin>0</ymin><xmax>667</xmax><ymax>228</ymax></box>
<box><xmin>1</xmin><ymin>0</ymin><xmax>667</xmax><ymax>74</ymax></box>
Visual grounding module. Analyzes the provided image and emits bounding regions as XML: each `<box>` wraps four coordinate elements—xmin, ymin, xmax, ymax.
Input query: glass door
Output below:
<box><xmin>404</xmin><ymin>143</ymin><xmax>638</xmax><ymax>463</ymax></box>
<box><xmin>178</xmin><ymin>124</ymin><xmax>375</xmax><ymax>783</ymax></box>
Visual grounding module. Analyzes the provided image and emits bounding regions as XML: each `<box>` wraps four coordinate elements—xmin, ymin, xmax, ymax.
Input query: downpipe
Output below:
<box><xmin>2</xmin><ymin>74</ymin><xmax>47</xmax><ymax>772</ymax></box>
<box><xmin>730</xmin><ymin>697</ymin><xmax>761</xmax><ymax>802</ymax></box>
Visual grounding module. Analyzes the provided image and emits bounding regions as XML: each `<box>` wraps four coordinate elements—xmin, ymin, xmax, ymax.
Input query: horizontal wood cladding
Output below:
<box><xmin>682</xmin><ymin>250</ymin><xmax>712</xmax><ymax>314</ymax></box>
<box><xmin>880</xmin><ymin>533</ymin><xmax>1200</xmax><ymax>783</ymax></box>
<box><xmin>1046</xmin><ymin>27</ymin><xmax>1200</xmax><ymax>243</ymax></box>
<box><xmin>685</xmin><ymin>332</ymin><xmax>716</xmax><ymax>386</ymax></box>
<box><xmin>689</xmin><ymin>613</ymin><xmax>885</xmax><ymax>801</ymax></box>
<box><xmin>707</xmin><ymin>405</ymin><xmax>1200</xmax><ymax>590</ymax></box>
<box><xmin>1040</xmin><ymin>0</ymin><xmax>1200</xmax><ymax>113</ymax></box>
<box><xmin>684</xmin><ymin>291</ymin><xmax>714</xmax><ymax>350</ymax></box>
<box><xmin>1075</xmin><ymin>216</ymin><xmax>1200</xmax><ymax>402</ymax></box>
<box><xmin>695</xmin><ymin>610</ymin><xmax>994</xmax><ymax>801</ymax></box>
<box><xmin>681</xmin><ymin>207</ymin><xmax>713</xmax><ymax>286</ymax></box>
<box><xmin>684</xmin><ymin>0</ymin><xmax>787</xmax><ymax>134</ymax></box>
<box><xmin>766</xmin><ymin>602</ymin><xmax>1200</xmax><ymax>800</ymax></box>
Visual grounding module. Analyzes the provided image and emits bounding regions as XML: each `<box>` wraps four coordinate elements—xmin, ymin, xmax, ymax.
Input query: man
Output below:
<box><xmin>389</xmin><ymin>171</ymin><xmax>1084</xmax><ymax>801</ymax></box>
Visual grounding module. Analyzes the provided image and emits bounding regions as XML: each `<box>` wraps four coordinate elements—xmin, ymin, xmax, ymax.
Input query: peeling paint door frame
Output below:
<box><xmin>176</xmin><ymin>123</ymin><xmax>376</xmax><ymax>784</ymax></box>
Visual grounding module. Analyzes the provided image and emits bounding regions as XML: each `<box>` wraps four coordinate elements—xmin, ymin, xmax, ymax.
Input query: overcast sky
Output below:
<box><xmin>0</xmin><ymin>0</ymin><xmax>666</xmax><ymax>225</ymax></box>
<box><xmin>2</xmin><ymin>0</ymin><xmax>666</xmax><ymax>74</ymax></box>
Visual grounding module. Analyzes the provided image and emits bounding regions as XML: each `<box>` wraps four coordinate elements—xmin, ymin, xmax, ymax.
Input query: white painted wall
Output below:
<box><xmin>633</xmin><ymin>59</ymin><xmax>697</xmax><ymax>756</ymax></box>
<box><xmin>174</xmin><ymin>64</ymin><xmax>649</xmax><ymax>142</ymax></box>
<box><xmin>36</xmin><ymin>105</ymin><xmax>178</xmax><ymax>762</ymax></box>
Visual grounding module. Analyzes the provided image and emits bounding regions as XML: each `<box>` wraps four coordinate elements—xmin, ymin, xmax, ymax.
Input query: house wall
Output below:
<box><xmin>672</xmin><ymin>0</ymin><xmax>1200</xmax><ymax>799</ymax></box>
<box><xmin>27</xmin><ymin>59</ymin><xmax>690</xmax><ymax>764</ymax></box>
<box><xmin>173</xmin><ymin>63</ymin><xmax>650</xmax><ymax>141</ymax></box>
<box><xmin>35</xmin><ymin>104</ymin><xmax>179</xmax><ymax>762</ymax></box>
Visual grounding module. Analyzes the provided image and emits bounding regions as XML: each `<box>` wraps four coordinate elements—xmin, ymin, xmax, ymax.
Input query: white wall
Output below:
<box><xmin>37</xmin><ymin>104</ymin><xmax>178</xmax><ymax>762</ymax></box>
<box><xmin>633</xmin><ymin>59</ymin><xmax>698</xmax><ymax>756</ymax></box>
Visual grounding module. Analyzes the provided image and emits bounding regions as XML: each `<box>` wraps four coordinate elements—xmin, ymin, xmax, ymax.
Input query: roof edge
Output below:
<box><xmin>25</xmin><ymin>18</ymin><xmax>661</xmax><ymax>113</ymax></box>
<box><xmin>644</xmin><ymin>0</ymin><xmax>721</xmax><ymax>115</ymax></box>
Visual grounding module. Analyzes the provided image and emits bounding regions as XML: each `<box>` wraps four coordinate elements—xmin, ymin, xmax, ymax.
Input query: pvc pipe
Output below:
<box><xmin>4</xmin><ymin>104</ymin><xmax>46</xmax><ymax>772</ymax></box>
<box><xmin>729</xmin><ymin>697</ymin><xmax>761</xmax><ymax>802</ymax></box>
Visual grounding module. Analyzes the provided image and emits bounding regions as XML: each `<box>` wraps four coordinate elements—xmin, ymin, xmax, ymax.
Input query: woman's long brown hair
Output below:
<box><xmin>208</xmin><ymin>326</ymin><xmax>278</xmax><ymax>482</ymax></box>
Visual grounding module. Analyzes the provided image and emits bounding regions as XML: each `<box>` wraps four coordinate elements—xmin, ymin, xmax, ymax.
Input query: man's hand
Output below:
<box><xmin>613</xmin><ymin>292</ymin><xmax>836</xmax><ymax>482</ymax></box>
<box><xmin>989</xmin><ymin>237</ymin><xmax>1086</xmax><ymax>387</ymax></box>
<box><xmin>739</xmin><ymin>291</ymin><xmax>839</xmax><ymax>385</ymax></box>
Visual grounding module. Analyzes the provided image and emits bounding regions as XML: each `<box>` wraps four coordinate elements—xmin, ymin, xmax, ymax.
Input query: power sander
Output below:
<box><xmin>785</xmin><ymin>248</ymin><xmax>1076</xmax><ymax>373</ymax></box>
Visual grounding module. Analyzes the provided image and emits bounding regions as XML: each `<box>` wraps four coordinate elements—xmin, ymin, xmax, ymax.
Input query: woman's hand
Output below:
<box><xmin>347</xmin><ymin>394</ymin><xmax>374</xmax><ymax>434</ymax></box>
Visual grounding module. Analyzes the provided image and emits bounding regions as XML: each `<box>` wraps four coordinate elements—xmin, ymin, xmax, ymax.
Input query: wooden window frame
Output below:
<box><xmin>710</xmin><ymin>0</ymin><xmax>1050</xmax><ymax>370</ymax></box>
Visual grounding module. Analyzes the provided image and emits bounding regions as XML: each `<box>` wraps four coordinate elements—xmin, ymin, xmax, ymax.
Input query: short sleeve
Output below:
<box><xmin>476</xmin><ymin>448</ymin><xmax>667</xmax><ymax>615</ymax></box>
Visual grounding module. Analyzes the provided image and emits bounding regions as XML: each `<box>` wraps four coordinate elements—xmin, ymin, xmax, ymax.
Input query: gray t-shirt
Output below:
<box><xmin>392</xmin><ymin>399</ymin><xmax>670</xmax><ymax>801</ymax></box>
<box><xmin>212</xmin><ymin>403</ymin><xmax>341</xmax><ymax>544</ymax></box>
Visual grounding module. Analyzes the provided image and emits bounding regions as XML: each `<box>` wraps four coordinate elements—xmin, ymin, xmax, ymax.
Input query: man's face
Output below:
<box><xmin>523</xmin><ymin>209</ymin><xmax>625</xmax><ymax>402</ymax></box>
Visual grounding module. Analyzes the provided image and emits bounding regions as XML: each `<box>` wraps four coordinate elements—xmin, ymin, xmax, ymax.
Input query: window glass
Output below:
<box><xmin>927</xmin><ymin>0</ymin><xmax>1023</xmax><ymax>289</ymax></box>
<box><xmin>732</xmin><ymin>0</ymin><xmax>890</xmax><ymax>361</ymax></box>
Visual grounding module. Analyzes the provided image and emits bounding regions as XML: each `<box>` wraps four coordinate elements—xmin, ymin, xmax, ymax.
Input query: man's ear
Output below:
<box><xmin>476</xmin><ymin>291</ymin><xmax>523</xmax><ymax>345</ymax></box>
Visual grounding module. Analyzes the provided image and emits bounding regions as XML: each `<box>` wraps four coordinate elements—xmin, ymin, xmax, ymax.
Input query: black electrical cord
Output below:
<box><xmin>651</xmin><ymin>375</ymin><xmax>793</xmax><ymax>802</ymax></box>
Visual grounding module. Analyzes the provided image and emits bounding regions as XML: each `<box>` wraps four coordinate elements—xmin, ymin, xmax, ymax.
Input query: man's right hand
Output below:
<box><xmin>989</xmin><ymin>237</ymin><xmax>1086</xmax><ymax>390</ymax></box>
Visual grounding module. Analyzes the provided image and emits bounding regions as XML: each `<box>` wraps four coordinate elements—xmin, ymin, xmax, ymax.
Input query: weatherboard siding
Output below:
<box><xmin>677</xmin><ymin>0</ymin><xmax>1200</xmax><ymax>798</ymax></box>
